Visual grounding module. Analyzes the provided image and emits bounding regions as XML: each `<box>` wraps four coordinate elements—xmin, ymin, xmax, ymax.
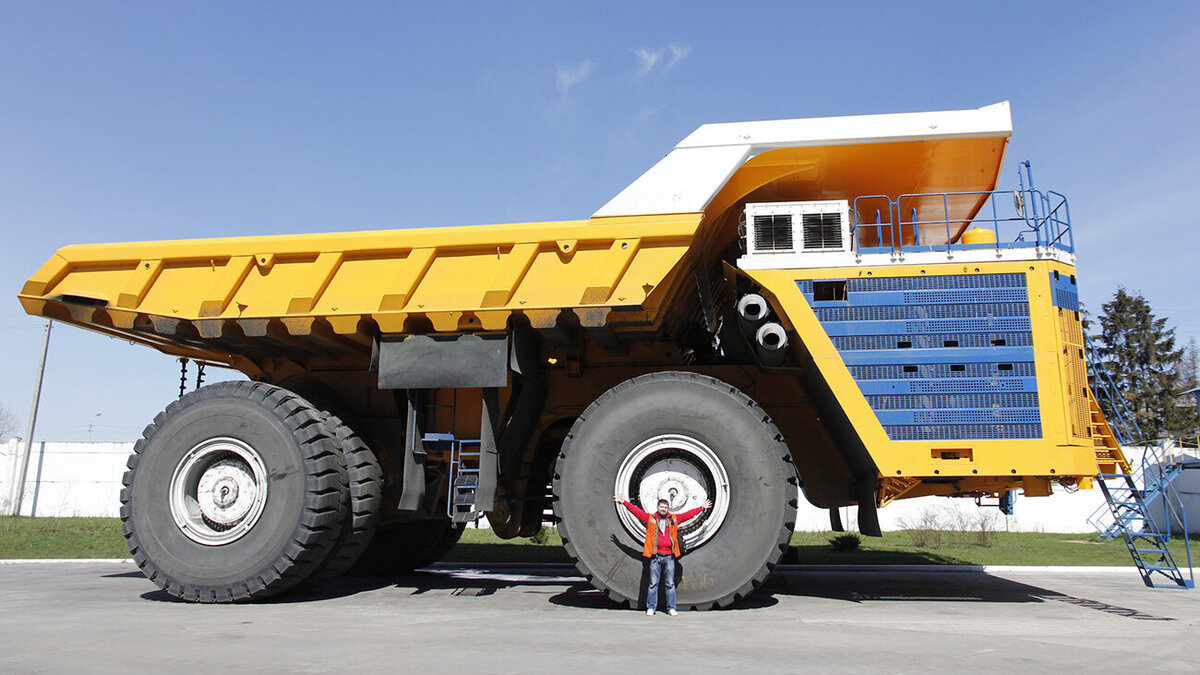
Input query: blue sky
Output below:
<box><xmin>2</xmin><ymin>2</ymin><xmax>1198</xmax><ymax>442</ymax></box>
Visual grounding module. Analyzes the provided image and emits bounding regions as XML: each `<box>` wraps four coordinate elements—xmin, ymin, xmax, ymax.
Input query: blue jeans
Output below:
<box><xmin>647</xmin><ymin>554</ymin><xmax>676</xmax><ymax>611</ymax></box>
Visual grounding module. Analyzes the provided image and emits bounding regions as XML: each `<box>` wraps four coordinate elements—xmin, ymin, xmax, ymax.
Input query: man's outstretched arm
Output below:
<box><xmin>675</xmin><ymin>499</ymin><xmax>714</xmax><ymax>525</ymax></box>
<box><xmin>615</xmin><ymin>496</ymin><xmax>650</xmax><ymax>524</ymax></box>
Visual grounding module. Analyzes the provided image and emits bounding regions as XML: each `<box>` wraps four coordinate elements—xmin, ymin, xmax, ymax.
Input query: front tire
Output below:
<box><xmin>120</xmin><ymin>381</ymin><xmax>348</xmax><ymax>602</ymax></box>
<box><xmin>553</xmin><ymin>371</ymin><xmax>797</xmax><ymax>610</ymax></box>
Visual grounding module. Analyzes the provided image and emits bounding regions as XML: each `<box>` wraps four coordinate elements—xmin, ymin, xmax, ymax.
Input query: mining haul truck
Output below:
<box><xmin>17</xmin><ymin>102</ymin><xmax>1126</xmax><ymax>608</ymax></box>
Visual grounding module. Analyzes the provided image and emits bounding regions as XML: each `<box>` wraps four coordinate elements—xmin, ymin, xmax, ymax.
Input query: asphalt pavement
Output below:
<box><xmin>0</xmin><ymin>561</ymin><xmax>1196</xmax><ymax>673</ymax></box>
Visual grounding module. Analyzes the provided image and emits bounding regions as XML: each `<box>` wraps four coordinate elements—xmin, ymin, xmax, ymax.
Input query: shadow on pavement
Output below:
<box><xmin>765</xmin><ymin>569</ymin><xmax>1175</xmax><ymax>621</ymax></box>
<box><xmin>101</xmin><ymin>570</ymin><xmax>147</xmax><ymax>579</ymax></box>
<box><xmin>129</xmin><ymin>564</ymin><xmax>1173</xmax><ymax>621</ymax></box>
<box><xmin>546</xmin><ymin>582</ymin><xmax>779</xmax><ymax>611</ymax></box>
<box><xmin>782</xmin><ymin>545</ymin><xmax>971</xmax><ymax>566</ymax></box>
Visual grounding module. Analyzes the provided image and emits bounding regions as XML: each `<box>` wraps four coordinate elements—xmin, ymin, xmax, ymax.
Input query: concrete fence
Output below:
<box><xmin>2</xmin><ymin>439</ymin><xmax>131</xmax><ymax>517</ymax></box>
<box><xmin>3</xmin><ymin>438</ymin><xmax>1198</xmax><ymax>533</ymax></box>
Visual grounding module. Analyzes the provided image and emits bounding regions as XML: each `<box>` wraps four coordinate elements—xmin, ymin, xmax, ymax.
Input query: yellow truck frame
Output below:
<box><xmin>18</xmin><ymin>102</ymin><xmax>1125</xmax><ymax>608</ymax></box>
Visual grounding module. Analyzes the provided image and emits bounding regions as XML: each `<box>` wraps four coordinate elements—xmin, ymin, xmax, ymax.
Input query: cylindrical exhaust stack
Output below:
<box><xmin>736</xmin><ymin>293</ymin><xmax>770</xmax><ymax>336</ymax></box>
<box><xmin>755</xmin><ymin>322</ymin><xmax>788</xmax><ymax>367</ymax></box>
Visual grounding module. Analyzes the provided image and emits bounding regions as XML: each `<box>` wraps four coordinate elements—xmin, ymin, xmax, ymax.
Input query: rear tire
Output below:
<box><xmin>119</xmin><ymin>381</ymin><xmax>348</xmax><ymax>602</ymax></box>
<box><xmin>553</xmin><ymin>371</ymin><xmax>797</xmax><ymax>610</ymax></box>
<box><xmin>347</xmin><ymin>519</ymin><xmax>465</xmax><ymax>576</ymax></box>
<box><xmin>299</xmin><ymin>412</ymin><xmax>383</xmax><ymax>588</ymax></box>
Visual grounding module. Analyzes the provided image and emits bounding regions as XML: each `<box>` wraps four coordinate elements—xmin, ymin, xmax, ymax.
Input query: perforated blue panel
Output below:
<box><xmin>1049</xmin><ymin>270</ymin><xmax>1079</xmax><ymax>311</ymax></box>
<box><xmin>798</xmin><ymin>273</ymin><xmax>1042</xmax><ymax>440</ymax></box>
<box><xmin>885</xmin><ymin>424</ymin><xmax>1043</xmax><ymax>441</ymax></box>
<box><xmin>814</xmin><ymin>303</ymin><xmax>1030</xmax><ymax>322</ymax></box>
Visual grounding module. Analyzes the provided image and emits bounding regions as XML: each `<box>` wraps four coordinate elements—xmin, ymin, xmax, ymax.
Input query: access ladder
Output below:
<box><xmin>1084</xmin><ymin>334</ymin><xmax>1195</xmax><ymax>588</ymax></box>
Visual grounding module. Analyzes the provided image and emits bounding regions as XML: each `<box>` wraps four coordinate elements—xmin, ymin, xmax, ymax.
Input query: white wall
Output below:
<box><xmin>796</xmin><ymin>445</ymin><xmax>1200</xmax><ymax>535</ymax></box>
<box><xmin>3</xmin><ymin>439</ymin><xmax>1198</xmax><ymax>534</ymax></box>
<box><xmin>1</xmin><ymin>439</ymin><xmax>131</xmax><ymax>517</ymax></box>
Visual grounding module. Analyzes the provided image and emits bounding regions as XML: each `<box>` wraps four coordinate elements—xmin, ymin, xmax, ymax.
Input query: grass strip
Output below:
<box><xmin>3</xmin><ymin>517</ymin><xmax>1198</xmax><ymax>568</ymax></box>
<box><xmin>0</xmin><ymin>517</ymin><xmax>129</xmax><ymax>559</ymax></box>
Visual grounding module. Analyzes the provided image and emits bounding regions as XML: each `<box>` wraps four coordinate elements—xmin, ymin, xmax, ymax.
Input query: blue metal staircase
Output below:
<box><xmin>1095</xmin><ymin>440</ymin><xmax>1195</xmax><ymax>588</ymax></box>
<box><xmin>1084</xmin><ymin>334</ymin><xmax>1195</xmax><ymax>588</ymax></box>
<box><xmin>421</xmin><ymin>391</ymin><xmax>484</xmax><ymax>523</ymax></box>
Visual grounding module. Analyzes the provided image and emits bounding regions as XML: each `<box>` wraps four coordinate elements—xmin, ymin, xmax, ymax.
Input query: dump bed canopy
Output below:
<box><xmin>594</xmin><ymin>102</ymin><xmax>1011</xmax><ymax>219</ymax></box>
<box><xmin>18</xmin><ymin>103</ymin><xmax>1014</xmax><ymax>374</ymax></box>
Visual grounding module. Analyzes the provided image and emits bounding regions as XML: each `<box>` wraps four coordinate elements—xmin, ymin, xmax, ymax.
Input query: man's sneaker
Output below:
<box><xmin>646</xmin><ymin>609</ymin><xmax>655</xmax><ymax>616</ymax></box>
<box><xmin>667</xmin><ymin>609</ymin><xmax>678</xmax><ymax>616</ymax></box>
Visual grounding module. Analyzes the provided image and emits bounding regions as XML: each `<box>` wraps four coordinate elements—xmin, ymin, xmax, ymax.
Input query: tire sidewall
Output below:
<box><xmin>556</xmin><ymin>373</ymin><xmax>793</xmax><ymax>609</ymax></box>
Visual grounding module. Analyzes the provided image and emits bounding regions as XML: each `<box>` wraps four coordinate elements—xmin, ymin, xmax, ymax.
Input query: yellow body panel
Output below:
<box><xmin>748</xmin><ymin>259</ymin><xmax>1099</xmax><ymax>480</ymax></box>
<box><xmin>18</xmin><ymin>214</ymin><xmax>702</xmax><ymax>363</ymax></box>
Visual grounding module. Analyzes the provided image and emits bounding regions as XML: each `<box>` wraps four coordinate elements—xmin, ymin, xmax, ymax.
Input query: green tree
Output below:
<box><xmin>1095</xmin><ymin>288</ymin><xmax>1189</xmax><ymax>440</ymax></box>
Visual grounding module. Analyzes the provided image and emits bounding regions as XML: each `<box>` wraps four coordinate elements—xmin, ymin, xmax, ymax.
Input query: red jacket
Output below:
<box><xmin>621</xmin><ymin>501</ymin><xmax>704</xmax><ymax>557</ymax></box>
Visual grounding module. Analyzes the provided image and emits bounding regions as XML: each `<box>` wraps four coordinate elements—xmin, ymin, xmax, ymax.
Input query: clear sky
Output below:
<box><xmin>2</xmin><ymin>2</ymin><xmax>1198</xmax><ymax>442</ymax></box>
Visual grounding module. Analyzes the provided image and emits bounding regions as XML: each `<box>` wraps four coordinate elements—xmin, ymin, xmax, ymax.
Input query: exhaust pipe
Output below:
<box><xmin>755</xmin><ymin>322</ymin><xmax>789</xmax><ymax>366</ymax></box>
<box><xmin>736</xmin><ymin>293</ymin><xmax>770</xmax><ymax>336</ymax></box>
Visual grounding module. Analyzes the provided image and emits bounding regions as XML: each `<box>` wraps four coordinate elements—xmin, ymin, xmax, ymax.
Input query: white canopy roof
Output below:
<box><xmin>593</xmin><ymin>102</ymin><xmax>1013</xmax><ymax>219</ymax></box>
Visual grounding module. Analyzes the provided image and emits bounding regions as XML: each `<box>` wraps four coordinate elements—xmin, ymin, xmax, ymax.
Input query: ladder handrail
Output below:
<box><xmin>1093</xmin><ymin>438</ymin><xmax>1195</xmax><ymax>588</ymax></box>
<box><xmin>1084</xmin><ymin>332</ymin><xmax>1144</xmax><ymax>446</ymax></box>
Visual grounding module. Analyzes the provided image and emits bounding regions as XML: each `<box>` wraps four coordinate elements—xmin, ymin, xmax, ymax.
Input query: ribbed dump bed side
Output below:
<box><xmin>17</xmin><ymin>214</ymin><xmax>702</xmax><ymax>370</ymax></box>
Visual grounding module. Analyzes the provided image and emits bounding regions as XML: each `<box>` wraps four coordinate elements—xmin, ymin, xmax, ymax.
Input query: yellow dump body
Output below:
<box><xmin>18</xmin><ymin>214</ymin><xmax>702</xmax><ymax>374</ymax></box>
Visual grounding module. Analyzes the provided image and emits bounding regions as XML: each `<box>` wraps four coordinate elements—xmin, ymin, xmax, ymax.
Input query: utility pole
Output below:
<box><xmin>87</xmin><ymin>412</ymin><xmax>102</xmax><ymax>442</ymax></box>
<box><xmin>9</xmin><ymin>320</ymin><xmax>51</xmax><ymax>516</ymax></box>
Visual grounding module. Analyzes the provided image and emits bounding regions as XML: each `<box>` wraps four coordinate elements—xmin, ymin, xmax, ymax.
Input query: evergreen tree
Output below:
<box><xmin>1095</xmin><ymin>288</ymin><xmax>1188</xmax><ymax>440</ymax></box>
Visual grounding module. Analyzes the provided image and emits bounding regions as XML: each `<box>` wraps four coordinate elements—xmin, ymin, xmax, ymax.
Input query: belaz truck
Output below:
<box><xmin>17</xmin><ymin>102</ymin><xmax>1126</xmax><ymax>608</ymax></box>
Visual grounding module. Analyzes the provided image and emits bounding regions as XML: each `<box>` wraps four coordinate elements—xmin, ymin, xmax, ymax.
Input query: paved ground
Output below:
<box><xmin>0</xmin><ymin>562</ymin><xmax>1197</xmax><ymax>673</ymax></box>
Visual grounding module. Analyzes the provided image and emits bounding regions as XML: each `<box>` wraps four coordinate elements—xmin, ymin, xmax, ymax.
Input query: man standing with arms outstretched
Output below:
<box><xmin>614</xmin><ymin>495</ymin><xmax>713</xmax><ymax>616</ymax></box>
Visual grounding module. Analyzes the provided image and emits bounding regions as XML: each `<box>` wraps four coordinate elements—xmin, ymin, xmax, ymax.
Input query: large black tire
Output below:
<box><xmin>416</xmin><ymin>519</ymin><xmax>466</xmax><ymax>568</ymax></box>
<box><xmin>347</xmin><ymin>519</ymin><xmax>465</xmax><ymax>576</ymax></box>
<box><xmin>119</xmin><ymin>381</ymin><xmax>348</xmax><ymax>602</ymax></box>
<box><xmin>553</xmin><ymin>371</ymin><xmax>797</xmax><ymax>610</ymax></box>
<box><xmin>299</xmin><ymin>412</ymin><xmax>383</xmax><ymax>588</ymax></box>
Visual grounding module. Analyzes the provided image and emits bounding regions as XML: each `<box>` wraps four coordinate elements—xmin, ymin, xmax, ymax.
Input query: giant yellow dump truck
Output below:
<box><xmin>18</xmin><ymin>102</ymin><xmax>1125</xmax><ymax>608</ymax></box>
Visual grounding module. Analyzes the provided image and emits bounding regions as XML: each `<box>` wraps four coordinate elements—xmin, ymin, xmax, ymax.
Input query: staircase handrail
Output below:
<box><xmin>1084</xmin><ymin>332</ymin><xmax>1144</xmax><ymax>445</ymax></box>
<box><xmin>1086</xmin><ymin>440</ymin><xmax>1157</xmax><ymax>535</ymax></box>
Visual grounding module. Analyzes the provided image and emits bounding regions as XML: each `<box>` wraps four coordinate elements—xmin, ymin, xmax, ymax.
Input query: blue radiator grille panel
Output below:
<box><xmin>906</xmin><ymin>378</ymin><xmax>1034</xmax><ymax>394</ymax></box>
<box><xmin>848</xmin><ymin>362</ymin><xmax>1036</xmax><ymax>379</ymax></box>
<box><xmin>885</xmin><ymin>424</ymin><xmax>1043</xmax><ymax>441</ymax></box>
<box><xmin>814</xmin><ymin>302</ymin><xmax>1030</xmax><ymax>322</ymax></box>
<box><xmin>830</xmin><ymin>332</ymin><xmax>1033</xmax><ymax>351</ymax></box>
<box><xmin>799</xmin><ymin>273</ymin><xmax>1042</xmax><ymax>440</ymax></box>
<box><xmin>866</xmin><ymin>392</ymin><xmax>1039</xmax><ymax>410</ymax></box>
<box><xmin>823</xmin><ymin>317</ymin><xmax>1032</xmax><ymax>336</ymax></box>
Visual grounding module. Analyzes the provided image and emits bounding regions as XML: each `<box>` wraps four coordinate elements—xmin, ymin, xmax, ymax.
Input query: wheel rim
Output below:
<box><xmin>614</xmin><ymin>434</ymin><xmax>730</xmax><ymax>549</ymax></box>
<box><xmin>169</xmin><ymin>437</ymin><xmax>269</xmax><ymax>546</ymax></box>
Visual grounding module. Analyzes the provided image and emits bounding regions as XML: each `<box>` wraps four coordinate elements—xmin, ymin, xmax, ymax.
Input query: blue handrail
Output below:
<box><xmin>851</xmin><ymin>187</ymin><xmax>1073</xmax><ymax>256</ymax></box>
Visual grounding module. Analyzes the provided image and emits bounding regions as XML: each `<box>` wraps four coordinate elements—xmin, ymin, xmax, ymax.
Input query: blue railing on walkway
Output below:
<box><xmin>852</xmin><ymin>188</ymin><xmax>1073</xmax><ymax>256</ymax></box>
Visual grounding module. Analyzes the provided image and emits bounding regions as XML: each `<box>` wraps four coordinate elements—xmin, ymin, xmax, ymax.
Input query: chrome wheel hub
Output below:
<box><xmin>614</xmin><ymin>434</ymin><xmax>730</xmax><ymax>549</ymax></box>
<box><xmin>169</xmin><ymin>438</ymin><xmax>269</xmax><ymax>546</ymax></box>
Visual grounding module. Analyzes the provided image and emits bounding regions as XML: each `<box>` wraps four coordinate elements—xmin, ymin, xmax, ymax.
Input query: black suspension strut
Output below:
<box><xmin>178</xmin><ymin>357</ymin><xmax>189</xmax><ymax>399</ymax></box>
